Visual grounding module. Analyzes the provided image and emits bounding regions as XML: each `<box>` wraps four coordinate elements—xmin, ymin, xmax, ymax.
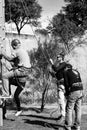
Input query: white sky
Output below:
<box><xmin>38</xmin><ymin>0</ymin><xmax>66</xmax><ymax>28</ymax></box>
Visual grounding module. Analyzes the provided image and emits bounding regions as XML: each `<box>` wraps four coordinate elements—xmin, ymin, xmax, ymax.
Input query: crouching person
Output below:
<box><xmin>64</xmin><ymin>65</ymin><xmax>83</xmax><ymax>130</ymax></box>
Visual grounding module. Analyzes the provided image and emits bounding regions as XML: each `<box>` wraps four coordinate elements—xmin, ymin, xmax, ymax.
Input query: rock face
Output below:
<box><xmin>65</xmin><ymin>44</ymin><xmax>87</xmax><ymax>92</ymax></box>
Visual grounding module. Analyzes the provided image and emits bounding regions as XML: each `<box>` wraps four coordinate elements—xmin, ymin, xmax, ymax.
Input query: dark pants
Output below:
<box><xmin>9</xmin><ymin>77</ymin><xmax>26</xmax><ymax>111</ymax></box>
<box><xmin>14</xmin><ymin>86</ymin><xmax>23</xmax><ymax>111</ymax></box>
<box><xmin>3</xmin><ymin>100</ymin><xmax>6</xmax><ymax>119</ymax></box>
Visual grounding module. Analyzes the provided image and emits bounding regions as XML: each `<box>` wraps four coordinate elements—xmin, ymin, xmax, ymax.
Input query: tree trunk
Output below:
<box><xmin>40</xmin><ymin>84</ymin><xmax>49</xmax><ymax>112</ymax></box>
<box><xmin>15</xmin><ymin>24</ymin><xmax>21</xmax><ymax>35</ymax></box>
<box><xmin>18</xmin><ymin>29</ymin><xmax>20</xmax><ymax>35</ymax></box>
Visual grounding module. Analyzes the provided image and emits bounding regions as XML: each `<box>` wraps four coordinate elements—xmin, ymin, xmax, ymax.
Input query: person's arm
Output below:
<box><xmin>49</xmin><ymin>58</ymin><xmax>54</xmax><ymax>65</ymax></box>
<box><xmin>49</xmin><ymin>71</ymin><xmax>56</xmax><ymax>77</ymax></box>
<box><xmin>56</xmin><ymin>62</ymin><xmax>72</xmax><ymax>72</ymax></box>
<box><xmin>63</xmin><ymin>70</ymin><xmax>70</xmax><ymax>97</ymax></box>
<box><xmin>47</xmin><ymin>63</ymin><xmax>56</xmax><ymax>77</ymax></box>
<box><xmin>49</xmin><ymin>59</ymin><xmax>67</xmax><ymax>72</ymax></box>
<box><xmin>2</xmin><ymin>53</ymin><xmax>15</xmax><ymax>62</ymax></box>
<box><xmin>49</xmin><ymin>58</ymin><xmax>58</xmax><ymax>72</ymax></box>
<box><xmin>51</xmin><ymin>62</ymin><xmax>67</xmax><ymax>73</ymax></box>
<box><xmin>57</xmin><ymin>62</ymin><xmax>67</xmax><ymax>71</ymax></box>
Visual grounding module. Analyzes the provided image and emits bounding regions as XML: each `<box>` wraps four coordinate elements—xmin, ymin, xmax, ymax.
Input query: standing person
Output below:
<box><xmin>64</xmin><ymin>65</ymin><xmax>83</xmax><ymax>130</ymax></box>
<box><xmin>49</xmin><ymin>53</ymin><xmax>71</xmax><ymax>123</ymax></box>
<box><xmin>0</xmin><ymin>39</ymin><xmax>31</xmax><ymax>116</ymax></box>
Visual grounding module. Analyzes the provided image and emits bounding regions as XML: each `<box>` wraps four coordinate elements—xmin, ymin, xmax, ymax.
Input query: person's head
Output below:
<box><xmin>11</xmin><ymin>39</ymin><xmax>21</xmax><ymax>49</ymax></box>
<box><xmin>66</xmin><ymin>64</ymin><xmax>72</xmax><ymax>70</ymax></box>
<box><xmin>56</xmin><ymin>53</ymin><xmax>64</xmax><ymax>63</ymax></box>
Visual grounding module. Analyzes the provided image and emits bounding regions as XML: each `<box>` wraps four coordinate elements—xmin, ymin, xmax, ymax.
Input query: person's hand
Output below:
<box><xmin>49</xmin><ymin>58</ymin><xmax>54</xmax><ymax>65</ymax></box>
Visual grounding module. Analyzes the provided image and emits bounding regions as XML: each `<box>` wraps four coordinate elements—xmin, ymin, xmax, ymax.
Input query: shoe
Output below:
<box><xmin>15</xmin><ymin>110</ymin><xmax>22</xmax><ymax>116</ymax></box>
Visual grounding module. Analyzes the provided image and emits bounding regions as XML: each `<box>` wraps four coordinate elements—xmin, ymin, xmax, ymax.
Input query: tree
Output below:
<box><xmin>47</xmin><ymin>0</ymin><xmax>87</xmax><ymax>52</ymax></box>
<box><xmin>35</xmin><ymin>28</ymin><xmax>48</xmax><ymax>36</ymax></box>
<box><xmin>63</xmin><ymin>0</ymin><xmax>87</xmax><ymax>34</ymax></box>
<box><xmin>29</xmin><ymin>40</ymin><xmax>61</xmax><ymax>111</ymax></box>
<box><xmin>5</xmin><ymin>0</ymin><xmax>42</xmax><ymax>35</ymax></box>
<box><xmin>47</xmin><ymin>13</ymin><xmax>78</xmax><ymax>51</ymax></box>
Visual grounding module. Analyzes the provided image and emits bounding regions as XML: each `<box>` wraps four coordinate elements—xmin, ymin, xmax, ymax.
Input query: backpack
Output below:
<box><xmin>64</xmin><ymin>67</ymin><xmax>82</xmax><ymax>96</ymax></box>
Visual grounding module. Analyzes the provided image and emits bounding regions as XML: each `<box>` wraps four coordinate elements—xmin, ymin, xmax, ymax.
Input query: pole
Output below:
<box><xmin>0</xmin><ymin>0</ymin><xmax>5</xmax><ymax>126</ymax></box>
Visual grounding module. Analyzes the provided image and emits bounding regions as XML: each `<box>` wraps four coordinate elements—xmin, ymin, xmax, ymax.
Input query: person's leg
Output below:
<box><xmin>2</xmin><ymin>70</ymin><xmax>15</xmax><ymax>96</ymax></box>
<box><xmin>74</xmin><ymin>98</ymin><xmax>82</xmax><ymax>130</ymax></box>
<box><xmin>3</xmin><ymin>100</ymin><xmax>6</xmax><ymax>119</ymax></box>
<box><xmin>2</xmin><ymin>78</ymin><xmax>9</xmax><ymax>96</ymax></box>
<box><xmin>57</xmin><ymin>84</ymin><xmax>66</xmax><ymax>117</ymax></box>
<box><xmin>58</xmin><ymin>90</ymin><xmax>66</xmax><ymax>117</ymax></box>
<box><xmin>57</xmin><ymin>86</ymin><xmax>66</xmax><ymax>124</ymax></box>
<box><xmin>14</xmin><ymin>86</ymin><xmax>23</xmax><ymax>112</ymax></box>
<box><xmin>65</xmin><ymin>94</ymin><xmax>75</xmax><ymax>130</ymax></box>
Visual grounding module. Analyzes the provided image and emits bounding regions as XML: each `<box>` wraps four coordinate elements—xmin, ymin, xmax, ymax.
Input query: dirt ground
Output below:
<box><xmin>0</xmin><ymin>104</ymin><xmax>87</xmax><ymax>130</ymax></box>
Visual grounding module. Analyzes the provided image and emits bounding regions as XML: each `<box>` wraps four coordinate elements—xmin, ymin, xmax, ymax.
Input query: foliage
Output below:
<box><xmin>64</xmin><ymin>0</ymin><xmax>87</xmax><ymax>32</ymax></box>
<box><xmin>28</xmin><ymin>40</ymin><xmax>63</xmax><ymax>110</ymax></box>
<box><xmin>47</xmin><ymin>13</ymin><xmax>79</xmax><ymax>51</ymax></box>
<box><xmin>5</xmin><ymin>0</ymin><xmax>42</xmax><ymax>35</ymax></box>
<box><xmin>47</xmin><ymin>0</ymin><xmax>87</xmax><ymax>52</ymax></box>
<box><xmin>46</xmin><ymin>89</ymin><xmax>57</xmax><ymax>103</ymax></box>
<box><xmin>30</xmin><ymin>39</ymin><xmax>64</xmax><ymax>72</ymax></box>
<box><xmin>35</xmin><ymin>29</ymin><xmax>48</xmax><ymax>36</ymax></box>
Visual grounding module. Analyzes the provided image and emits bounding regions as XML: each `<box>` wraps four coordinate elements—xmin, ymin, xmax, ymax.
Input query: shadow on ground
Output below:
<box><xmin>23</xmin><ymin>118</ymin><xmax>64</xmax><ymax>130</ymax></box>
<box><xmin>1</xmin><ymin>104</ymin><xmax>87</xmax><ymax>130</ymax></box>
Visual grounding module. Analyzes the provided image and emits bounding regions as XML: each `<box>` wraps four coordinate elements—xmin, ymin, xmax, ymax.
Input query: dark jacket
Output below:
<box><xmin>64</xmin><ymin>68</ymin><xmax>83</xmax><ymax>96</ymax></box>
<box><xmin>52</xmin><ymin>62</ymin><xmax>72</xmax><ymax>81</ymax></box>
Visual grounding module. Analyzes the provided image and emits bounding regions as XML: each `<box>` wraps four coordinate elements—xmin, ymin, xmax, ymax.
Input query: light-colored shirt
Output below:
<box><xmin>11</xmin><ymin>48</ymin><xmax>31</xmax><ymax>68</ymax></box>
<box><xmin>2</xmin><ymin>46</ymin><xmax>31</xmax><ymax>68</ymax></box>
<box><xmin>12</xmin><ymin>48</ymin><xmax>31</xmax><ymax>68</ymax></box>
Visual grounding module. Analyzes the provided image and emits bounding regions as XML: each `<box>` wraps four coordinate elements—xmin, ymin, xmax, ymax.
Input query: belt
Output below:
<box><xmin>17</xmin><ymin>66</ymin><xmax>31</xmax><ymax>72</ymax></box>
<box><xmin>72</xmin><ymin>82</ymin><xmax>83</xmax><ymax>87</ymax></box>
<box><xmin>70</xmin><ymin>82</ymin><xmax>83</xmax><ymax>92</ymax></box>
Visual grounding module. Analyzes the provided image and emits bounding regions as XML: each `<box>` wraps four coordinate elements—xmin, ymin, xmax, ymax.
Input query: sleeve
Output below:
<box><xmin>52</xmin><ymin>65</ymin><xmax>58</xmax><ymax>72</ymax></box>
<box><xmin>49</xmin><ymin>71</ymin><xmax>56</xmax><ymax>77</ymax></box>
<box><xmin>56</xmin><ymin>62</ymin><xmax>67</xmax><ymax>72</ymax></box>
<box><xmin>52</xmin><ymin>62</ymin><xmax>66</xmax><ymax>72</ymax></box>
<box><xmin>2</xmin><ymin>52</ymin><xmax>16</xmax><ymax>62</ymax></box>
<box><xmin>63</xmin><ymin>70</ymin><xmax>70</xmax><ymax>96</ymax></box>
